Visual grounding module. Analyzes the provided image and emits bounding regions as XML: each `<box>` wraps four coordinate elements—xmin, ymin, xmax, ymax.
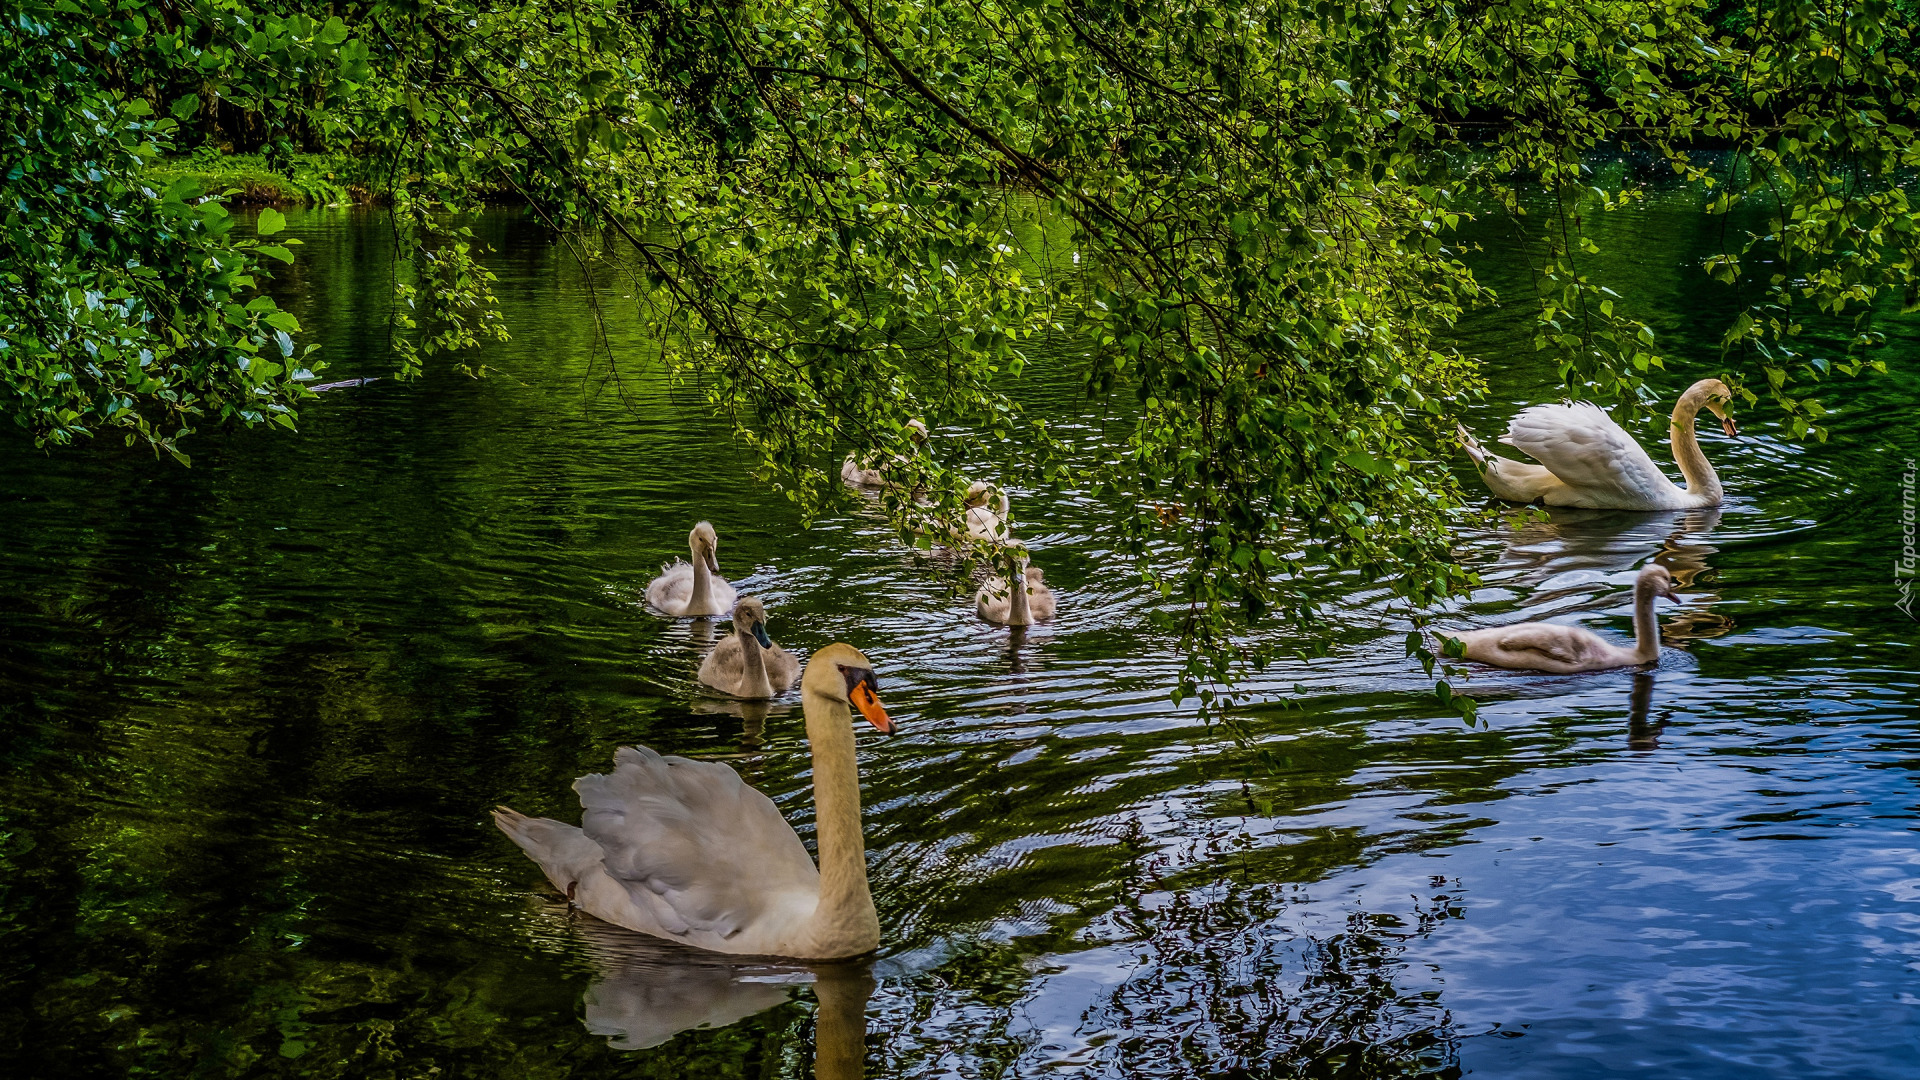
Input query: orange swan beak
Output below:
<box><xmin>851</xmin><ymin>681</ymin><xmax>894</xmax><ymax>734</ymax></box>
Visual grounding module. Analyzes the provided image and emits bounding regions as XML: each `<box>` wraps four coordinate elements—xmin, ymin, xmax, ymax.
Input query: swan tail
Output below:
<box><xmin>1456</xmin><ymin>423</ymin><xmax>1493</xmax><ymax>470</ymax></box>
<box><xmin>1456</xmin><ymin>422</ymin><xmax>1562</xmax><ymax>503</ymax></box>
<box><xmin>493</xmin><ymin>806</ymin><xmax>603</xmax><ymax>896</ymax></box>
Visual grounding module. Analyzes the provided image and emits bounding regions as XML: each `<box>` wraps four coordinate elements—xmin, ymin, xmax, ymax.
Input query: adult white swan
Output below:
<box><xmin>1446</xmin><ymin>564</ymin><xmax>1681</xmax><ymax>673</ymax></box>
<box><xmin>975</xmin><ymin>549</ymin><xmax>1055</xmax><ymax>625</ymax></box>
<box><xmin>493</xmin><ymin>643</ymin><xmax>895</xmax><ymax>959</ymax></box>
<box><xmin>697</xmin><ymin>597</ymin><xmax>801</xmax><ymax>699</ymax></box>
<box><xmin>646</xmin><ymin>522</ymin><xmax>737</xmax><ymax>617</ymax></box>
<box><xmin>1457</xmin><ymin>378</ymin><xmax>1738</xmax><ymax>510</ymax></box>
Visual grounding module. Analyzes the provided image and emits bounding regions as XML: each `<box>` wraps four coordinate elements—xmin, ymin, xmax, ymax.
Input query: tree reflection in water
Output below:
<box><xmin>555</xmin><ymin>865</ymin><xmax>1463</xmax><ymax>1078</ymax></box>
<box><xmin>860</xmin><ymin>870</ymin><xmax>1464</xmax><ymax>1078</ymax></box>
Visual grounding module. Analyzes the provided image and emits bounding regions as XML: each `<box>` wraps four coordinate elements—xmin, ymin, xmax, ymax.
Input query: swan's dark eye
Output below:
<box><xmin>837</xmin><ymin>663</ymin><xmax>878</xmax><ymax>698</ymax></box>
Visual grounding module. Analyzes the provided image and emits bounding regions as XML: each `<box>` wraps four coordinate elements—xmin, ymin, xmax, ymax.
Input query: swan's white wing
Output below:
<box><xmin>1493</xmin><ymin>624</ymin><xmax>1587</xmax><ymax>666</ymax></box>
<box><xmin>574</xmin><ymin>747</ymin><xmax>819</xmax><ymax>941</ymax></box>
<box><xmin>1502</xmin><ymin>402</ymin><xmax>1677</xmax><ymax>506</ymax></box>
<box><xmin>646</xmin><ymin>562</ymin><xmax>694</xmax><ymax>610</ymax></box>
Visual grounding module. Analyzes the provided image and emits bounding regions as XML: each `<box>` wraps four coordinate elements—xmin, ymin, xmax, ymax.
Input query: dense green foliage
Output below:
<box><xmin>4</xmin><ymin>0</ymin><xmax>1917</xmax><ymax>693</ymax></box>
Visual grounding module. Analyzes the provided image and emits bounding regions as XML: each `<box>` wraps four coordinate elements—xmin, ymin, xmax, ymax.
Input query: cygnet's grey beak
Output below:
<box><xmin>1721</xmin><ymin>416</ymin><xmax>1738</xmax><ymax>438</ymax></box>
<box><xmin>705</xmin><ymin>549</ymin><xmax>721</xmax><ymax>574</ymax></box>
<box><xmin>752</xmin><ymin>622</ymin><xmax>773</xmax><ymax>649</ymax></box>
<box><xmin>1661</xmin><ymin>585</ymin><xmax>1683</xmax><ymax>602</ymax></box>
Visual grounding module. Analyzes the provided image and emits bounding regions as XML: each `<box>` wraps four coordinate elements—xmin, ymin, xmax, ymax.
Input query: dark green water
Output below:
<box><xmin>1</xmin><ymin>193</ymin><xmax>1916</xmax><ymax>1079</ymax></box>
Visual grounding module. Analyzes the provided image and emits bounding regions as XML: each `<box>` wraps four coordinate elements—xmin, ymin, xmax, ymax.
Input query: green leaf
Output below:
<box><xmin>256</xmin><ymin>208</ymin><xmax>287</xmax><ymax>236</ymax></box>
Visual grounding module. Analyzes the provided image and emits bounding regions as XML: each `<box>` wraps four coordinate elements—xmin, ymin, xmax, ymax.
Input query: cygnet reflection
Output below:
<box><xmin>1482</xmin><ymin>505</ymin><xmax>1732</xmax><ymax>643</ymax></box>
<box><xmin>574</xmin><ymin>913</ymin><xmax>875</xmax><ymax>1074</ymax></box>
<box><xmin>1626</xmin><ymin>672</ymin><xmax>1669</xmax><ymax>749</ymax></box>
<box><xmin>690</xmin><ymin>692</ymin><xmax>794</xmax><ymax>748</ymax></box>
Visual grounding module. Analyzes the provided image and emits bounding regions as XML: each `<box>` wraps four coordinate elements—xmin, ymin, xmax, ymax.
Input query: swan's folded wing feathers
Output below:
<box><xmin>764</xmin><ymin>644</ymin><xmax>801</xmax><ymax>693</ymax></box>
<box><xmin>575</xmin><ymin>746</ymin><xmax>818</xmax><ymax>940</ymax></box>
<box><xmin>1502</xmin><ymin>402</ymin><xmax>1673</xmax><ymax>504</ymax></box>
<box><xmin>697</xmin><ymin>635</ymin><xmax>745</xmax><ymax>689</ymax></box>
<box><xmin>646</xmin><ymin>562</ymin><xmax>693</xmax><ymax>608</ymax></box>
<box><xmin>1494</xmin><ymin>624</ymin><xmax>1585</xmax><ymax>666</ymax></box>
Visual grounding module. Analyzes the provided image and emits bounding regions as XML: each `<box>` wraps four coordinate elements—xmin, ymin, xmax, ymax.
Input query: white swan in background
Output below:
<box><xmin>494</xmin><ymin>643</ymin><xmax>896</xmax><ymax>959</ymax></box>
<box><xmin>1457</xmin><ymin>378</ymin><xmax>1738</xmax><ymax>510</ymax></box>
<box><xmin>1445</xmin><ymin>564</ymin><xmax>1681</xmax><ymax>673</ymax></box>
<box><xmin>697</xmin><ymin>597</ymin><xmax>801</xmax><ymax>699</ymax></box>
<box><xmin>962</xmin><ymin>481</ymin><xmax>1012</xmax><ymax>543</ymax></box>
<box><xmin>646</xmin><ymin>522</ymin><xmax>737</xmax><ymax>616</ymax></box>
<box><xmin>842</xmin><ymin>419</ymin><xmax>929</xmax><ymax>487</ymax></box>
<box><xmin>976</xmin><ymin>549</ymin><xmax>1055</xmax><ymax>625</ymax></box>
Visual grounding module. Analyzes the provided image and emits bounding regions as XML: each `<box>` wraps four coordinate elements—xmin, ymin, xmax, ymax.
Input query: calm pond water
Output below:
<box><xmin>1</xmin><ymin>189</ymin><xmax>1916</xmax><ymax>1079</ymax></box>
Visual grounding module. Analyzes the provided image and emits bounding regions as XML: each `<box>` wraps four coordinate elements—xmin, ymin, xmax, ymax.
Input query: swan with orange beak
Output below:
<box><xmin>494</xmin><ymin>643</ymin><xmax>896</xmax><ymax>958</ymax></box>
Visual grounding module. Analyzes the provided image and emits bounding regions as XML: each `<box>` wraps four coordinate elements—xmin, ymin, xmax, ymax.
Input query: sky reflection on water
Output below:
<box><xmin>0</xmin><ymin>194</ymin><xmax>1916</xmax><ymax>1078</ymax></box>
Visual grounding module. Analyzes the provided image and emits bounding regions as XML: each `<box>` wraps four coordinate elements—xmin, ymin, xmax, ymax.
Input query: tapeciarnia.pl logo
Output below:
<box><xmin>1899</xmin><ymin>458</ymin><xmax>1917</xmax><ymax>620</ymax></box>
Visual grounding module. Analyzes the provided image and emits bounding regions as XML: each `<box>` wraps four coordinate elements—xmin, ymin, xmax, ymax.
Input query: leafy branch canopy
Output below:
<box><xmin>4</xmin><ymin>0</ymin><xmax>1915</xmax><ymax>698</ymax></box>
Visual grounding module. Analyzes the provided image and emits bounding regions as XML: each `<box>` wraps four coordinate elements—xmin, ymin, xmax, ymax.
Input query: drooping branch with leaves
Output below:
<box><xmin>5</xmin><ymin>0</ymin><xmax>1916</xmax><ymax>698</ymax></box>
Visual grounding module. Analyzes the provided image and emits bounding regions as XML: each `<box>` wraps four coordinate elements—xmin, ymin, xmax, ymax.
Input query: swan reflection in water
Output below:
<box><xmin>1487</xmin><ymin>505</ymin><xmax>1734</xmax><ymax>643</ymax></box>
<box><xmin>574</xmin><ymin>912</ymin><xmax>875</xmax><ymax>1075</ymax></box>
<box><xmin>689</xmin><ymin>695</ymin><xmax>794</xmax><ymax>750</ymax></box>
<box><xmin>1005</xmin><ymin>623</ymin><xmax>1029</xmax><ymax>675</ymax></box>
<box><xmin>1624</xmin><ymin>672</ymin><xmax>1672</xmax><ymax>749</ymax></box>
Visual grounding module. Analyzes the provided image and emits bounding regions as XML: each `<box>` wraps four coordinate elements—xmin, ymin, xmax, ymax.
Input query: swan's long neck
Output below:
<box><xmin>1630</xmin><ymin>579</ymin><xmax>1663</xmax><ymax>664</ymax></box>
<box><xmin>1669</xmin><ymin>389</ymin><xmax>1722</xmax><ymax>505</ymax></box>
<box><xmin>688</xmin><ymin>546</ymin><xmax>713</xmax><ymax>611</ymax></box>
<box><xmin>801</xmin><ymin>691</ymin><xmax>879</xmax><ymax>955</ymax></box>
<box><xmin>739</xmin><ymin>626</ymin><xmax>773</xmax><ymax>698</ymax></box>
<box><xmin>1006</xmin><ymin>564</ymin><xmax>1032</xmax><ymax>626</ymax></box>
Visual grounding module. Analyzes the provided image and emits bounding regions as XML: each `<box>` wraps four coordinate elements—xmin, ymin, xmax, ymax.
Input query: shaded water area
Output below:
<box><xmin>2</xmin><ymin>191</ymin><xmax>1916</xmax><ymax>1079</ymax></box>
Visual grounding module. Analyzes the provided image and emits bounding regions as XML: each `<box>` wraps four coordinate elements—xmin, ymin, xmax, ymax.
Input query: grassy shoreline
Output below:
<box><xmin>148</xmin><ymin>151</ymin><xmax>381</xmax><ymax>207</ymax></box>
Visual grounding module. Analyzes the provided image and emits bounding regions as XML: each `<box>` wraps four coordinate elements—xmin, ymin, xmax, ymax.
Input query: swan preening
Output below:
<box><xmin>647</xmin><ymin>521</ymin><xmax>738</xmax><ymax>616</ymax></box>
<box><xmin>495</xmin><ymin>643</ymin><xmax>894</xmax><ymax>959</ymax></box>
<box><xmin>698</xmin><ymin>596</ymin><xmax>801</xmax><ymax>699</ymax></box>
<box><xmin>1447</xmin><ymin>563</ymin><xmax>1681</xmax><ymax>673</ymax></box>
<box><xmin>1458</xmin><ymin>378</ymin><xmax>1737</xmax><ymax>510</ymax></box>
<box><xmin>842</xmin><ymin>419</ymin><xmax>930</xmax><ymax>487</ymax></box>
<box><xmin>975</xmin><ymin>548</ymin><xmax>1055</xmax><ymax>625</ymax></box>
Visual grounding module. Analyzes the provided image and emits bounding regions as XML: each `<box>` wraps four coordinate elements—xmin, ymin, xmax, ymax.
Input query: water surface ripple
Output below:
<box><xmin>0</xmin><ymin>199</ymin><xmax>1916</xmax><ymax>1079</ymax></box>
